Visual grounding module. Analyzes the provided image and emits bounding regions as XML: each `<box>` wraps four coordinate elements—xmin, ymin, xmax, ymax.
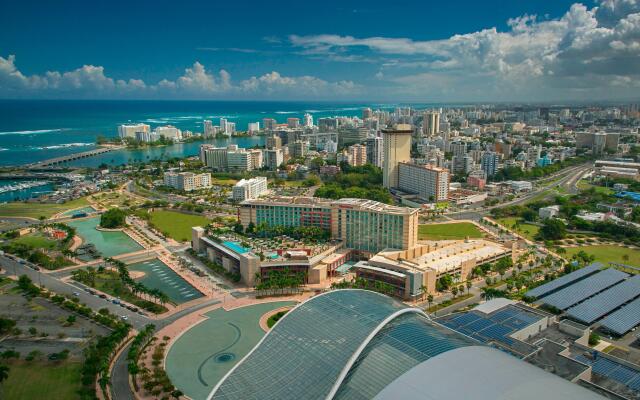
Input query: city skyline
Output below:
<box><xmin>2</xmin><ymin>0</ymin><xmax>640</xmax><ymax>102</ymax></box>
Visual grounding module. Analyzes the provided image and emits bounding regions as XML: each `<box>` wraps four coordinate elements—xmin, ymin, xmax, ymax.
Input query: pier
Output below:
<box><xmin>28</xmin><ymin>146</ymin><xmax>124</xmax><ymax>168</ymax></box>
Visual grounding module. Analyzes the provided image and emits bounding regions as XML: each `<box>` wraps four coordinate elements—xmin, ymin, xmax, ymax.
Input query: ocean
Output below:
<box><xmin>0</xmin><ymin>100</ymin><xmax>427</xmax><ymax>168</ymax></box>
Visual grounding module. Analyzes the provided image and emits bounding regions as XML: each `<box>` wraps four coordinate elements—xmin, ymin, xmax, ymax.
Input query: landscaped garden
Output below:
<box><xmin>418</xmin><ymin>222</ymin><xmax>483</xmax><ymax>240</ymax></box>
<box><xmin>496</xmin><ymin>217</ymin><xmax>540</xmax><ymax>241</ymax></box>
<box><xmin>564</xmin><ymin>245</ymin><xmax>640</xmax><ymax>269</ymax></box>
<box><xmin>0</xmin><ymin>197</ymin><xmax>89</xmax><ymax>219</ymax></box>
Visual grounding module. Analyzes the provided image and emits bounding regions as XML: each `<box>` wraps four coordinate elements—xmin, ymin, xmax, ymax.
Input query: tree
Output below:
<box><xmin>100</xmin><ymin>208</ymin><xmax>127</xmax><ymax>229</ymax></box>
<box><xmin>0</xmin><ymin>364</ymin><xmax>9</xmax><ymax>384</ymax></box>
<box><xmin>426</xmin><ymin>294</ymin><xmax>434</xmax><ymax>310</ymax></box>
<box><xmin>466</xmin><ymin>280</ymin><xmax>472</xmax><ymax>294</ymax></box>
<box><xmin>538</xmin><ymin>219</ymin><xmax>567</xmax><ymax>241</ymax></box>
<box><xmin>451</xmin><ymin>286</ymin><xmax>459</xmax><ymax>297</ymax></box>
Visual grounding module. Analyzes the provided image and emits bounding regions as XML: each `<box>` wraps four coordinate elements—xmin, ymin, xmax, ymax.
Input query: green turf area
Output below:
<box><xmin>149</xmin><ymin>210</ymin><xmax>211</xmax><ymax>242</ymax></box>
<box><xmin>564</xmin><ymin>245</ymin><xmax>640</xmax><ymax>270</ymax></box>
<box><xmin>576</xmin><ymin>180</ymin><xmax>614</xmax><ymax>195</ymax></box>
<box><xmin>12</xmin><ymin>234</ymin><xmax>57</xmax><ymax>250</ymax></box>
<box><xmin>496</xmin><ymin>217</ymin><xmax>540</xmax><ymax>241</ymax></box>
<box><xmin>1</xmin><ymin>361</ymin><xmax>82</xmax><ymax>400</ymax></box>
<box><xmin>0</xmin><ymin>197</ymin><xmax>89</xmax><ymax>219</ymax></box>
<box><xmin>418</xmin><ymin>222</ymin><xmax>483</xmax><ymax>240</ymax></box>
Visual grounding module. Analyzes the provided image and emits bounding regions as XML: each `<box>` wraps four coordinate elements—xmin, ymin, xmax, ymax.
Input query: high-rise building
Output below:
<box><xmin>481</xmin><ymin>151</ymin><xmax>500</xmax><ymax>177</ymax></box>
<box><xmin>163</xmin><ymin>172</ymin><xmax>211</xmax><ymax>192</ymax></box>
<box><xmin>264</xmin><ymin>148</ymin><xmax>284</xmax><ymax>171</ymax></box>
<box><xmin>232</xmin><ymin>176</ymin><xmax>268</xmax><ymax>201</ymax></box>
<box><xmin>526</xmin><ymin>145</ymin><xmax>541</xmax><ymax>167</ymax></box>
<box><xmin>347</xmin><ymin>144</ymin><xmax>367</xmax><ymax>166</ymax></box>
<box><xmin>383</xmin><ymin>124</ymin><xmax>413</xmax><ymax>188</ymax></box>
<box><xmin>289</xmin><ymin>140</ymin><xmax>308</xmax><ymax>158</ymax></box>
<box><xmin>339</xmin><ymin>127</ymin><xmax>369</xmax><ymax>147</ymax></box>
<box><xmin>287</xmin><ymin>118</ymin><xmax>300</xmax><ymax>129</ymax></box>
<box><xmin>398</xmin><ymin>163</ymin><xmax>449</xmax><ymax>202</ymax></box>
<box><xmin>118</xmin><ymin>123</ymin><xmax>150</xmax><ymax>139</ymax></box>
<box><xmin>199</xmin><ymin>144</ymin><xmax>262</xmax><ymax>171</ymax></box>
<box><xmin>450</xmin><ymin>141</ymin><xmax>468</xmax><ymax>174</ymax></box>
<box><xmin>303</xmin><ymin>113</ymin><xmax>313</xmax><ymax>127</ymax></box>
<box><xmin>154</xmin><ymin>125</ymin><xmax>182</xmax><ymax>140</ymax></box>
<box><xmin>203</xmin><ymin>120</ymin><xmax>214</xmax><ymax>137</ymax></box>
<box><xmin>247</xmin><ymin>122</ymin><xmax>260</xmax><ymax>133</ymax></box>
<box><xmin>576</xmin><ymin>132</ymin><xmax>619</xmax><ymax>155</ymax></box>
<box><xmin>266</xmin><ymin>135</ymin><xmax>282</xmax><ymax>150</ymax></box>
<box><xmin>219</xmin><ymin>118</ymin><xmax>228</xmax><ymax>135</ymax></box>
<box><xmin>423</xmin><ymin>111</ymin><xmax>440</xmax><ymax>136</ymax></box>
<box><xmin>262</xmin><ymin>118</ymin><xmax>277</xmax><ymax>131</ymax></box>
<box><xmin>366</xmin><ymin>136</ymin><xmax>384</xmax><ymax>168</ymax></box>
<box><xmin>362</xmin><ymin>107</ymin><xmax>373</xmax><ymax>119</ymax></box>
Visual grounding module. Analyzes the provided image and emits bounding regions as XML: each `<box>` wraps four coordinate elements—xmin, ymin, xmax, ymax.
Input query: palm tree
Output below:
<box><xmin>419</xmin><ymin>285</ymin><xmax>428</xmax><ymax>302</ymax></box>
<box><xmin>426</xmin><ymin>294</ymin><xmax>434</xmax><ymax>311</ymax></box>
<box><xmin>451</xmin><ymin>286</ymin><xmax>458</xmax><ymax>298</ymax></box>
<box><xmin>466</xmin><ymin>280</ymin><xmax>472</xmax><ymax>295</ymax></box>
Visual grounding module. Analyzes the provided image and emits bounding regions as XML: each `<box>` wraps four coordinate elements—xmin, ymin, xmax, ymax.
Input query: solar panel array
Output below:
<box><xmin>599</xmin><ymin>296</ymin><xmax>640</xmax><ymax>335</ymax></box>
<box><xmin>540</xmin><ymin>268</ymin><xmax>629</xmax><ymax>310</ymax></box>
<box><xmin>437</xmin><ymin>305</ymin><xmax>543</xmax><ymax>349</ymax></box>
<box><xmin>525</xmin><ymin>262</ymin><xmax>603</xmax><ymax>299</ymax></box>
<box><xmin>566</xmin><ymin>274</ymin><xmax>640</xmax><ymax>324</ymax></box>
<box><xmin>575</xmin><ymin>354</ymin><xmax>640</xmax><ymax>393</ymax></box>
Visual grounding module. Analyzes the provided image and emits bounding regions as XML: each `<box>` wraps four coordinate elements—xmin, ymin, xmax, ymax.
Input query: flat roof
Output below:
<box><xmin>540</xmin><ymin>268</ymin><xmax>629</xmax><ymax>310</ymax></box>
<box><xmin>526</xmin><ymin>262</ymin><xmax>603</xmax><ymax>299</ymax></box>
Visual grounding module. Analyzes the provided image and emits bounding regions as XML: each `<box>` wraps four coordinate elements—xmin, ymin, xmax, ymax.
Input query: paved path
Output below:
<box><xmin>111</xmin><ymin>341</ymin><xmax>135</xmax><ymax>400</ymax></box>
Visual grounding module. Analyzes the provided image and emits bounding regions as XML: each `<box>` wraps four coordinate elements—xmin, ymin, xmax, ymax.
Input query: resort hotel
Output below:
<box><xmin>192</xmin><ymin>196</ymin><xmax>513</xmax><ymax>297</ymax></box>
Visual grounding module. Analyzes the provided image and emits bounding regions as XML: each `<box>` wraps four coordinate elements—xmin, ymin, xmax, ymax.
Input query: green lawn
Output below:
<box><xmin>418</xmin><ymin>222</ymin><xmax>483</xmax><ymax>240</ymax></box>
<box><xmin>576</xmin><ymin>180</ymin><xmax>614</xmax><ymax>195</ymax></box>
<box><xmin>149</xmin><ymin>210</ymin><xmax>211</xmax><ymax>242</ymax></box>
<box><xmin>564</xmin><ymin>245</ymin><xmax>640</xmax><ymax>269</ymax></box>
<box><xmin>1</xmin><ymin>361</ymin><xmax>82</xmax><ymax>400</ymax></box>
<box><xmin>0</xmin><ymin>197</ymin><xmax>89</xmax><ymax>219</ymax></box>
<box><xmin>496</xmin><ymin>217</ymin><xmax>540</xmax><ymax>241</ymax></box>
<box><xmin>12</xmin><ymin>234</ymin><xmax>57</xmax><ymax>250</ymax></box>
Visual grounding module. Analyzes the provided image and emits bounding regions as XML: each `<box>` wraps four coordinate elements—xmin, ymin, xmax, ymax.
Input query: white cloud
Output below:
<box><xmin>0</xmin><ymin>57</ymin><xmax>358</xmax><ymax>99</ymax></box>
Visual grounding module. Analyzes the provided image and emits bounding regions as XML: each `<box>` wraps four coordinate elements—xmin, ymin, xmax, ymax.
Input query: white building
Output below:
<box><xmin>510</xmin><ymin>181</ymin><xmax>533</xmax><ymax>192</ymax></box>
<box><xmin>199</xmin><ymin>144</ymin><xmax>262</xmax><ymax>172</ymax></box>
<box><xmin>324</xmin><ymin>140</ymin><xmax>338</xmax><ymax>153</ymax></box>
<box><xmin>398</xmin><ymin>163</ymin><xmax>449</xmax><ymax>202</ymax></box>
<box><xmin>232</xmin><ymin>176</ymin><xmax>268</xmax><ymax>201</ymax></box>
<box><xmin>118</xmin><ymin>123</ymin><xmax>150</xmax><ymax>139</ymax></box>
<box><xmin>366</xmin><ymin>136</ymin><xmax>384</xmax><ymax>168</ymax></box>
<box><xmin>164</xmin><ymin>172</ymin><xmax>211</xmax><ymax>192</ymax></box>
<box><xmin>154</xmin><ymin>125</ymin><xmax>182</xmax><ymax>140</ymax></box>
<box><xmin>303</xmin><ymin>113</ymin><xmax>313</xmax><ymax>127</ymax></box>
<box><xmin>347</xmin><ymin>144</ymin><xmax>367</xmax><ymax>166</ymax></box>
<box><xmin>203</xmin><ymin>120</ymin><xmax>214</xmax><ymax>137</ymax></box>
<box><xmin>248</xmin><ymin>122</ymin><xmax>260</xmax><ymax>133</ymax></box>
<box><xmin>264</xmin><ymin>148</ymin><xmax>284</xmax><ymax>171</ymax></box>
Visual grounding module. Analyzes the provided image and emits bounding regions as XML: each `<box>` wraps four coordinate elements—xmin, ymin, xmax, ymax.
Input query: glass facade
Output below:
<box><xmin>255</xmin><ymin>204</ymin><xmax>332</xmax><ymax>229</ymax></box>
<box><xmin>342</xmin><ymin>210</ymin><xmax>404</xmax><ymax>253</ymax></box>
<box><xmin>210</xmin><ymin>290</ymin><xmax>476</xmax><ymax>400</ymax></box>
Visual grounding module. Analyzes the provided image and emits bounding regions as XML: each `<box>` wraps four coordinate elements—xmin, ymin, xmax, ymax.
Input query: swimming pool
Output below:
<box><xmin>222</xmin><ymin>241</ymin><xmax>249</xmax><ymax>254</ymax></box>
<box><xmin>128</xmin><ymin>258</ymin><xmax>202</xmax><ymax>304</ymax></box>
<box><xmin>65</xmin><ymin>216</ymin><xmax>142</xmax><ymax>257</ymax></box>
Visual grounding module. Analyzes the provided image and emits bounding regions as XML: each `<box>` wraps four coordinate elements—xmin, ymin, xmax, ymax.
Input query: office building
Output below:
<box><xmin>398</xmin><ymin>163</ymin><xmax>449</xmax><ymax>202</ymax></box>
<box><xmin>347</xmin><ymin>144</ymin><xmax>367</xmax><ymax>166</ymax></box>
<box><xmin>423</xmin><ymin>111</ymin><xmax>440</xmax><ymax>136</ymax></box>
<box><xmin>383</xmin><ymin>124</ymin><xmax>413</xmax><ymax>188</ymax></box>
<box><xmin>481</xmin><ymin>151</ymin><xmax>500</xmax><ymax>177</ymax></box>
<box><xmin>118</xmin><ymin>123</ymin><xmax>150</xmax><ymax>139</ymax></box>
<box><xmin>232</xmin><ymin>176</ymin><xmax>268</xmax><ymax>201</ymax></box>
<box><xmin>163</xmin><ymin>172</ymin><xmax>211</xmax><ymax>192</ymax></box>
<box><xmin>365</xmin><ymin>135</ymin><xmax>384</xmax><ymax>168</ymax></box>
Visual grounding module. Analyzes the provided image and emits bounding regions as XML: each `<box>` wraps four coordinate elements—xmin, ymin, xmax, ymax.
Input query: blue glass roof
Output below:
<box><xmin>209</xmin><ymin>290</ymin><xmax>475</xmax><ymax>400</ymax></box>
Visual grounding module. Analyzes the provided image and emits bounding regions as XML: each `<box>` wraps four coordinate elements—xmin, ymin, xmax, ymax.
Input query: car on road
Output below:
<box><xmin>73</xmin><ymin>292</ymin><xmax>80</xmax><ymax>296</ymax></box>
<box><xmin>120</xmin><ymin>315</ymin><xmax>128</xmax><ymax>321</ymax></box>
<box><xmin>99</xmin><ymin>294</ymin><xmax>107</xmax><ymax>299</ymax></box>
<box><xmin>112</xmin><ymin>299</ymin><xmax>120</xmax><ymax>305</ymax></box>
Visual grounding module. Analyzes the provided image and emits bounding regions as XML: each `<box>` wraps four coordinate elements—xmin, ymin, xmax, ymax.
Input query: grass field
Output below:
<box><xmin>0</xmin><ymin>197</ymin><xmax>89</xmax><ymax>219</ymax></box>
<box><xmin>576</xmin><ymin>180</ymin><xmax>614</xmax><ymax>195</ymax></box>
<box><xmin>496</xmin><ymin>217</ymin><xmax>540</xmax><ymax>241</ymax></box>
<box><xmin>149</xmin><ymin>210</ymin><xmax>211</xmax><ymax>242</ymax></box>
<box><xmin>564</xmin><ymin>245</ymin><xmax>640</xmax><ymax>269</ymax></box>
<box><xmin>1</xmin><ymin>361</ymin><xmax>82</xmax><ymax>400</ymax></box>
<box><xmin>11</xmin><ymin>234</ymin><xmax>57</xmax><ymax>250</ymax></box>
<box><xmin>418</xmin><ymin>222</ymin><xmax>483</xmax><ymax>240</ymax></box>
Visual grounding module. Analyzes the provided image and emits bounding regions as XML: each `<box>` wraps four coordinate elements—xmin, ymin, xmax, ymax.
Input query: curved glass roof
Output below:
<box><xmin>210</xmin><ymin>290</ymin><xmax>476</xmax><ymax>400</ymax></box>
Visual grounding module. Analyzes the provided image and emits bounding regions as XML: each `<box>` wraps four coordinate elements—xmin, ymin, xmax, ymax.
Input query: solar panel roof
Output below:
<box><xmin>540</xmin><ymin>268</ymin><xmax>629</xmax><ymax>310</ymax></box>
<box><xmin>526</xmin><ymin>262</ymin><xmax>603</xmax><ymax>299</ymax></box>
<box><xmin>566</xmin><ymin>275</ymin><xmax>640</xmax><ymax>324</ymax></box>
<box><xmin>599</xmin><ymin>296</ymin><xmax>640</xmax><ymax>335</ymax></box>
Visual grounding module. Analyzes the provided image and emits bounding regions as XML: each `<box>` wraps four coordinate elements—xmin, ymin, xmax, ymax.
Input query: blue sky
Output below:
<box><xmin>1</xmin><ymin>0</ymin><xmax>639</xmax><ymax>102</ymax></box>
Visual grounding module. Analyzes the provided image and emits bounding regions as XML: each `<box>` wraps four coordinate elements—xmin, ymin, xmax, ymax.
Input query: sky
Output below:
<box><xmin>1</xmin><ymin>0</ymin><xmax>639</xmax><ymax>102</ymax></box>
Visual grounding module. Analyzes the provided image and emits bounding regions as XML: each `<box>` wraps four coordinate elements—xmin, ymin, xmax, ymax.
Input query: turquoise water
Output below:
<box><xmin>128</xmin><ymin>258</ymin><xmax>202</xmax><ymax>304</ymax></box>
<box><xmin>65</xmin><ymin>216</ymin><xmax>142</xmax><ymax>257</ymax></box>
<box><xmin>61</xmin><ymin>205</ymin><xmax>96</xmax><ymax>217</ymax></box>
<box><xmin>222</xmin><ymin>241</ymin><xmax>249</xmax><ymax>254</ymax></box>
<box><xmin>165</xmin><ymin>302</ymin><xmax>296</xmax><ymax>400</ymax></box>
<box><xmin>0</xmin><ymin>179</ymin><xmax>55</xmax><ymax>203</ymax></box>
<box><xmin>0</xmin><ymin>100</ymin><xmax>438</xmax><ymax>167</ymax></box>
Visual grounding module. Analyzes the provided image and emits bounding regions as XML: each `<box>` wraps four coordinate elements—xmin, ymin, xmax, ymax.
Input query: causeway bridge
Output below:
<box><xmin>28</xmin><ymin>146</ymin><xmax>124</xmax><ymax>168</ymax></box>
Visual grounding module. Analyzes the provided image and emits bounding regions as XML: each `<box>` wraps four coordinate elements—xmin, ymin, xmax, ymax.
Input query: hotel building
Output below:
<box><xmin>163</xmin><ymin>172</ymin><xmax>211</xmax><ymax>192</ymax></box>
<box><xmin>398</xmin><ymin>162</ymin><xmax>449</xmax><ymax>202</ymax></box>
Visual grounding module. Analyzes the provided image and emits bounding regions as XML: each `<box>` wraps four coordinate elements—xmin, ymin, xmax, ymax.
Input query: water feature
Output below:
<box><xmin>65</xmin><ymin>216</ymin><xmax>142</xmax><ymax>257</ymax></box>
<box><xmin>127</xmin><ymin>258</ymin><xmax>202</xmax><ymax>304</ymax></box>
<box><xmin>60</xmin><ymin>206</ymin><xmax>97</xmax><ymax>217</ymax></box>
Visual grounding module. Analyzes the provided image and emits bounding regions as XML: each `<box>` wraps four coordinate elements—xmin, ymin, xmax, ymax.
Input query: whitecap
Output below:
<box><xmin>33</xmin><ymin>142</ymin><xmax>94</xmax><ymax>150</ymax></box>
<box><xmin>275</xmin><ymin>111</ymin><xmax>296</xmax><ymax>114</ymax></box>
<box><xmin>0</xmin><ymin>128</ymin><xmax>68</xmax><ymax>136</ymax></box>
<box><xmin>0</xmin><ymin>148</ymin><xmax>8</xmax><ymax>151</ymax></box>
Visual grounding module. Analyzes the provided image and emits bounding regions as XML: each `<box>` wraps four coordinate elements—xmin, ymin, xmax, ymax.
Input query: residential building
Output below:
<box><xmin>118</xmin><ymin>123</ymin><xmax>150</xmax><ymax>139</ymax></box>
<box><xmin>539</xmin><ymin>205</ymin><xmax>560</xmax><ymax>219</ymax></box>
<box><xmin>262</xmin><ymin>118</ymin><xmax>277</xmax><ymax>131</ymax></box>
<box><xmin>266</xmin><ymin>134</ymin><xmax>282</xmax><ymax>150</ymax></box>
<box><xmin>287</xmin><ymin>118</ymin><xmax>300</xmax><ymax>129</ymax></box>
<box><xmin>203</xmin><ymin>120</ymin><xmax>214</xmax><ymax>137</ymax></box>
<box><xmin>423</xmin><ymin>111</ymin><xmax>440</xmax><ymax>136</ymax></box>
<box><xmin>289</xmin><ymin>140</ymin><xmax>308</xmax><ymax>158</ymax></box>
<box><xmin>199</xmin><ymin>144</ymin><xmax>262</xmax><ymax>172</ymax></box>
<box><xmin>481</xmin><ymin>151</ymin><xmax>500</xmax><ymax>177</ymax></box>
<box><xmin>383</xmin><ymin>124</ymin><xmax>413</xmax><ymax>188</ymax></box>
<box><xmin>154</xmin><ymin>125</ymin><xmax>182</xmax><ymax>140</ymax></box>
<box><xmin>576</xmin><ymin>132</ymin><xmax>620</xmax><ymax>155</ymax></box>
<box><xmin>303</xmin><ymin>113</ymin><xmax>313</xmax><ymax>127</ymax></box>
<box><xmin>366</xmin><ymin>135</ymin><xmax>384</xmax><ymax>168</ymax></box>
<box><xmin>163</xmin><ymin>172</ymin><xmax>211</xmax><ymax>191</ymax></box>
<box><xmin>347</xmin><ymin>144</ymin><xmax>367</xmax><ymax>166</ymax></box>
<box><xmin>232</xmin><ymin>177</ymin><xmax>268</xmax><ymax>201</ymax></box>
<box><xmin>264</xmin><ymin>148</ymin><xmax>283</xmax><ymax>171</ymax></box>
<box><xmin>247</xmin><ymin>122</ymin><xmax>260</xmax><ymax>133</ymax></box>
<box><xmin>398</xmin><ymin>163</ymin><xmax>449</xmax><ymax>202</ymax></box>
<box><xmin>339</xmin><ymin>127</ymin><xmax>369</xmax><ymax>147</ymax></box>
